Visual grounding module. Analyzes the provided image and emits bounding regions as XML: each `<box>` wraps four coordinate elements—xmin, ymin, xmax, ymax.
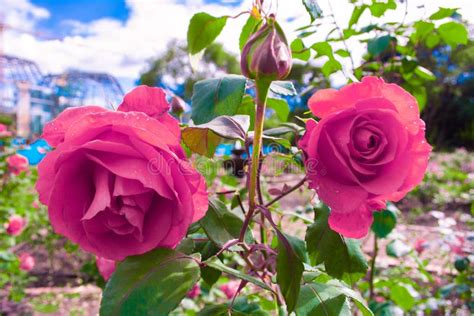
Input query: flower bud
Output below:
<box><xmin>241</xmin><ymin>17</ymin><xmax>292</xmax><ymax>81</ymax></box>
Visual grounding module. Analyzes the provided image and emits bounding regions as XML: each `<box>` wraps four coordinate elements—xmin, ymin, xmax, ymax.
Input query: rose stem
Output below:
<box><xmin>239</xmin><ymin>78</ymin><xmax>271</xmax><ymax>242</ymax></box>
<box><xmin>369</xmin><ymin>234</ymin><xmax>379</xmax><ymax>300</ymax></box>
<box><xmin>264</xmin><ymin>176</ymin><xmax>307</xmax><ymax>208</ymax></box>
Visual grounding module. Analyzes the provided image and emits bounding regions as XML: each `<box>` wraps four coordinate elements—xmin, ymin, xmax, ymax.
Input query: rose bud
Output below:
<box><xmin>6</xmin><ymin>215</ymin><xmax>26</xmax><ymax>236</ymax></box>
<box><xmin>96</xmin><ymin>256</ymin><xmax>116</xmax><ymax>281</ymax></box>
<box><xmin>19</xmin><ymin>253</ymin><xmax>35</xmax><ymax>271</ymax></box>
<box><xmin>241</xmin><ymin>16</ymin><xmax>292</xmax><ymax>81</ymax></box>
<box><xmin>170</xmin><ymin>96</ymin><xmax>185</xmax><ymax>116</ymax></box>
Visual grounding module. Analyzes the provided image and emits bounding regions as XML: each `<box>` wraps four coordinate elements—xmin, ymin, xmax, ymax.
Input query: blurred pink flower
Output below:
<box><xmin>96</xmin><ymin>256</ymin><xmax>116</xmax><ymax>281</ymax></box>
<box><xmin>6</xmin><ymin>154</ymin><xmax>28</xmax><ymax>175</ymax></box>
<box><xmin>448</xmin><ymin>236</ymin><xmax>465</xmax><ymax>255</ymax></box>
<box><xmin>6</xmin><ymin>215</ymin><xmax>26</xmax><ymax>236</ymax></box>
<box><xmin>220</xmin><ymin>280</ymin><xmax>241</xmax><ymax>299</ymax></box>
<box><xmin>31</xmin><ymin>201</ymin><xmax>40</xmax><ymax>209</ymax></box>
<box><xmin>19</xmin><ymin>253</ymin><xmax>35</xmax><ymax>271</ymax></box>
<box><xmin>187</xmin><ymin>283</ymin><xmax>201</xmax><ymax>299</ymax></box>
<box><xmin>0</xmin><ymin>124</ymin><xmax>12</xmax><ymax>138</ymax></box>
<box><xmin>414</xmin><ymin>238</ymin><xmax>428</xmax><ymax>254</ymax></box>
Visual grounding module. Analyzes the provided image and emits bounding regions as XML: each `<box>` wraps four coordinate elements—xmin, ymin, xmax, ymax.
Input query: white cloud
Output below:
<box><xmin>1</xmin><ymin>0</ymin><xmax>473</xmax><ymax>91</ymax></box>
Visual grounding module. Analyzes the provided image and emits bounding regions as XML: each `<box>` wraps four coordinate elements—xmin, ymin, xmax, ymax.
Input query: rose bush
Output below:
<box><xmin>36</xmin><ymin>86</ymin><xmax>208</xmax><ymax>261</ymax></box>
<box><xmin>299</xmin><ymin>76</ymin><xmax>431</xmax><ymax>238</ymax></box>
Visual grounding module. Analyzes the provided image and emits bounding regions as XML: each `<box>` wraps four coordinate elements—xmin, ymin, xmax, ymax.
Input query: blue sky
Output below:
<box><xmin>30</xmin><ymin>0</ymin><xmax>130</xmax><ymax>37</ymax></box>
<box><xmin>30</xmin><ymin>0</ymin><xmax>244</xmax><ymax>37</ymax></box>
<box><xmin>4</xmin><ymin>0</ymin><xmax>472</xmax><ymax>92</ymax></box>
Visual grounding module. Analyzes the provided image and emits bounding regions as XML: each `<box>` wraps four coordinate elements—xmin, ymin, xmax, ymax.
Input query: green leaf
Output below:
<box><xmin>201</xmin><ymin>266</ymin><xmax>222</xmax><ymax>287</ymax></box>
<box><xmin>302</xmin><ymin>0</ymin><xmax>323</xmax><ymax>22</ymax></box>
<box><xmin>187</xmin><ymin>12</ymin><xmax>227</xmax><ymax>55</ymax></box>
<box><xmin>429</xmin><ymin>7</ymin><xmax>457</xmax><ymax>20</ymax></box>
<box><xmin>329</xmin><ymin>281</ymin><xmax>373</xmax><ymax>316</ymax></box>
<box><xmin>236</xmin><ymin>95</ymin><xmax>256</xmax><ymax>130</ymax></box>
<box><xmin>414</xmin><ymin>66</ymin><xmax>436</xmax><ymax>81</ymax></box>
<box><xmin>425</xmin><ymin>33</ymin><xmax>440</xmax><ymax>48</ymax></box>
<box><xmin>277</xmin><ymin>234</ymin><xmax>305</xmax><ymax>313</ymax></box>
<box><xmin>368</xmin><ymin>35</ymin><xmax>391</xmax><ymax>56</ymax></box>
<box><xmin>305</xmin><ymin>205</ymin><xmax>368</xmax><ymax>285</ymax></box>
<box><xmin>191</xmin><ymin>75</ymin><xmax>247</xmax><ymax>124</ymax></box>
<box><xmin>295</xmin><ymin>282</ymin><xmax>351</xmax><ymax>315</ymax></box>
<box><xmin>371</xmin><ymin>209</ymin><xmax>397</xmax><ymax>238</ymax></box>
<box><xmin>198</xmin><ymin>297</ymin><xmax>269</xmax><ymax>315</ymax></box>
<box><xmin>438</xmin><ymin>21</ymin><xmax>468</xmax><ymax>47</ymax></box>
<box><xmin>100</xmin><ymin>248</ymin><xmax>199</xmax><ymax>316</ymax></box>
<box><xmin>267</xmin><ymin>98</ymin><xmax>290</xmax><ymax>121</ymax></box>
<box><xmin>291</xmin><ymin>39</ymin><xmax>311</xmax><ymax>61</ymax></box>
<box><xmin>311</xmin><ymin>42</ymin><xmax>333</xmax><ymax>58</ymax></box>
<box><xmin>270</xmin><ymin>81</ymin><xmax>297</xmax><ymax>96</ymax></box>
<box><xmin>413</xmin><ymin>21</ymin><xmax>435</xmax><ymax>41</ymax></box>
<box><xmin>369</xmin><ymin>0</ymin><xmax>396</xmax><ymax>18</ymax></box>
<box><xmin>321</xmin><ymin>59</ymin><xmax>342</xmax><ymax>77</ymax></box>
<box><xmin>239</xmin><ymin>15</ymin><xmax>261</xmax><ymax>51</ymax></box>
<box><xmin>204</xmin><ymin>256</ymin><xmax>273</xmax><ymax>291</ymax></box>
<box><xmin>335</xmin><ymin>49</ymin><xmax>350</xmax><ymax>58</ymax></box>
<box><xmin>200</xmin><ymin>199</ymin><xmax>252</xmax><ymax>247</ymax></box>
<box><xmin>348</xmin><ymin>5</ymin><xmax>367</xmax><ymax>27</ymax></box>
<box><xmin>182</xmin><ymin>115</ymin><xmax>250</xmax><ymax>157</ymax></box>
<box><xmin>389</xmin><ymin>284</ymin><xmax>416</xmax><ymax>311</ymax></box>
<box><xmin>409</xmin><ymin>85</ymin><xmax>427</xmax><ymax>111</ymax></box>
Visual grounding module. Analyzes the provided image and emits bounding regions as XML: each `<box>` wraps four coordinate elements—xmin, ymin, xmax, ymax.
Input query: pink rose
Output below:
<box><xmin>186</xmin><ymin>283</ymin><xmax>201</xmax><ymax>299</ymax></box>
<box><xmin>19</xmin><ymin>253</ymin><xmax>35</xmax><ymax>271</ymax></box>
<box><xmin>96</xmin><ymin>256</ymin><xmax>116</xmax><ymax>281</ymax></box>
<box><xmin>220</xmin><ymin>280</ymin><xmax>241</xmax><ymax>299</ymax></box>
<box><xmin>299</xmin><ymin>77</ymin><xmax>431</xmax><ymax>238</ymax></box>
<box><xmin>6</xmin><ymin>154</ymin><xmax>29</xmax><ymax>175</ymax></box>
<box><xmin>36</xmin><ymin>86</ymin><xmax>208</xmax><ymax>260</ymax></box>
<box><xmin>0</xmin><ymin>123</ymin><xmax>12</xmax><ymax>138</ymax></box>
<box><xmin>6</xmin><ymin>215</ymin><xmax>26</xmax><ymax>236</ymax></box>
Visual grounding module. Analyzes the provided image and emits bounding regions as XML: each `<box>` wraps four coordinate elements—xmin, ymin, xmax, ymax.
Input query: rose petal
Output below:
<box><xmin>328</xmin><ymin>204</ymin><xmax>374</xmax><ymax>239</ymax></box>
<box><xmin>118</xmin><ymin>85</ymin><xmax>181</xmax><ymax>139</ymax></box>
<box><xmin>42</xmin><ymin>106</ymin><xmax>106</xmax><ymax>147</ymax></box>
<box><xmin>309</xmin><ymin>77</ymin><xmax>421</xmax><ymax>134</ymax></box>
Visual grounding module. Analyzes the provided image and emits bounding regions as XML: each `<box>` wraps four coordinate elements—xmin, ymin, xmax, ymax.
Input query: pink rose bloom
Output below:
<box><xmin>6</xmin><ymin>215</ymin><xmax>26</xmax><ymax>236</ymax></box>
<box><xmin>0</xmin><ymin>123</ymin><xmax>12</xmax><ymax>138</ymax></box>
<box><xmin>186</xmin><ymin>283</ymin><xmax>201</xmax><ymax>299</ymax></box>
<box><xmin>36</xmin><ymin>86</ymin><xmax>208</xmax><ymax>260</ymax></box>
<box><xmin>220</xmin><ymin>280</ymin><xmax>241</xmax><ymax>299</ymax></box>
<box><xmin>6</xmin><ymin>154</ymin><xmax>29</xmax><ymax>175</ymax></box>
<box><xmin>299</xmin><ymin>77</ymin><xmax>431</xmax><ymax>238</ymax></box>
<box><xmin>96</xmin><ymin>256</ymin><xmax>116</xmax><ymax>281</ymax></box>
<box><xmin>19</xmin><ymin>253</ymin><xmax>35</xmax><ymax>271</ymax></box>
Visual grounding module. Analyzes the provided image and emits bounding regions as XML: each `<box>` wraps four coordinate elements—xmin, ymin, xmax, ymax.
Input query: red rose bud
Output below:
<box><xmin>241</xmin><ymin>17</ymin><xmax>292</xmax><ymax>81</ymax></box>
